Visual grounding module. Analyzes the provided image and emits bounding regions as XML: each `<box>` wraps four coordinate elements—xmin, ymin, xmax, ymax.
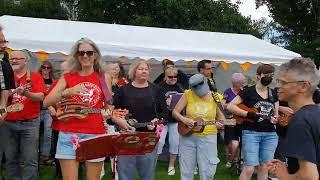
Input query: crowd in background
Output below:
<box><xmin>0</xmin><ymin>24</ymin><xmax>319</xmax><ymax>180</ymax></box>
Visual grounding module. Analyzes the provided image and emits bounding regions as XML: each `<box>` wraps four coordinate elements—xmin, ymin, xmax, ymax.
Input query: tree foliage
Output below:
<box><xmin>0</xmin><ymin>0</ymin><xmax>68</xmax><ymax>19</ymax></box>
<box><xmin>256</xmin><ymin>0</ymin><xmax>320</xmax><ymax>65</ymax></box>
<box><xmin>1</xmin><ymin>0</ymin><xmax>263</xmax><ymax>39</ymax></box>
<box><xmin>61</xmin><ymin>0</ymin><xmax>262</xmax><ymax>37</ymax></box>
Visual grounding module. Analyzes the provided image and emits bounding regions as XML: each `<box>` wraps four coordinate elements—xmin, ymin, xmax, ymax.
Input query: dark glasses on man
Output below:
<box><xmin>192</xmin><ymin>81</ymin><xmax>204</xmax><ymax>88</ymax></box>
<box><xmin>77</xmin><ymin>51</ymin><xmax>95</xmax><ymax>57</ymax></box>
<box><xmin>41</xmin><ymin>66</ymin><xmax>51</xmax><ymax>70</ymax></box>
<box><xmin>168</xmin><ymin>76</ymin><xmax>177</xmax><ymax>79</ymax></box>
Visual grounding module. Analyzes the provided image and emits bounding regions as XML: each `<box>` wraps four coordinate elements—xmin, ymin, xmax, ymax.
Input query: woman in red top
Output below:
<box><xmin>44</xmin><ymin>38</ymin><xmax>130</xmax><ymax>180</ymax></box>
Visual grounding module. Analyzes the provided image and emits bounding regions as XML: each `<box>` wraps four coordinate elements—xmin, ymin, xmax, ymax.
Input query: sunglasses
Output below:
<box><xmin>41</xmin><ymin>66</ymin><xmax>51</xmax><ymax>70</ymax></box>
<box><xmin>77</xmin><ymin>51</ymin><xmax>95</xmax><ymax>57</ymax></box>
<box><xmin>191</xmin><ymin>81</ymin><xmax>204</xmax><ymax>88</ymax></box>
<box><xmin>167</xmin><ymin>76</ymin><xmax>177</xmax><ymax>79</ymax></box>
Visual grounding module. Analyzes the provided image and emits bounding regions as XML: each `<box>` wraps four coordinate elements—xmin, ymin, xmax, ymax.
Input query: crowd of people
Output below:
<box><xmin>0</xmin><ymin>23</ymin><xmax>319</xmax><ymax>180</ymax></box>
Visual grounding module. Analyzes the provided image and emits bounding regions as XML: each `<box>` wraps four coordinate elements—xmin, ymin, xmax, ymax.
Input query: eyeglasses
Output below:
<box><xmin>77</xmin><ymin>51</ymin><xmax>95</xmax><ymax>57</ymax></box>
<box><xmin>9</xmin><ymin>58</ymin><xmax>25</xmax><ymax>61</ymax></box>
<box><xmin>191</xmin><ymin>81</ymin><xmax>205</xmax><ymax>88</ymax></box>
<box><xmin>167</xmin><ymin>76</ymin><xmax>177</xmax><ymax>79</ymax></box>
<box><xmin>41</xmin><ymin>66</ymin><xmax>51</xmax><ymax>70</ymax></box>
<box><xmin>276</xmin><ymin>79</ymin><xmax>306</xmax><ymax>86</ymax></box>
<box><xmin>0</xmin><ymin>40</ymin><xmax>8</xmax><ymax>45</ymax></box>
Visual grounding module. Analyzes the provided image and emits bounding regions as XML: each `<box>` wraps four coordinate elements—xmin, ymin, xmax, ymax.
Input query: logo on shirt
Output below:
<box><xmin>253</xmin><ymin>101</ymin><xmax>274</xmax><ymax>122</ymax></box>
<box><xmin>11</xmin><ymin>92</ymin><xmax>27</xmax><ymax>104</ymax></box>
<box><xmin>71</xmin><ymin>82</ymin><xmax>101</xmax><ymax>107</ymax></box>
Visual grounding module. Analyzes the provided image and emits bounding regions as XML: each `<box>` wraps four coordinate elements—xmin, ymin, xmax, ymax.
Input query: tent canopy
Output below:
<box><xmin>0</xmin><ymin>15</ymin><xmax>300</xmax><ymax>64</ymax></box>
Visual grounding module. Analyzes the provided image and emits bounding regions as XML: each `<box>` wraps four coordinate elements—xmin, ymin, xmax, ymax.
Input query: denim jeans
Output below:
<box><xmin>2</xmin><ymin>118</ymin><xmax>40</xmax><ymax>180</ymax></box>
<box><xmin>157</xmin><ymin>122</ymin><xmax>179</xmax><ymax>155</ymax></box>
<box><xmin>117</xmin><ymin>148</ymin><xmax>157</xmax><ymax>180</ymax></box>
<box><xmin>179</xmin><ymin>134</ymin><xmax>220</xmax><ymax>180</ymax></box>
<box><xmin>242</xmin><ymin>130</ymin><xmax>278</xmax><ymax>166</ymax></box>
<box><xmin>39</xmin><ymin>109</ymin><xmax>53</xmax><ymax>157</ymax></box>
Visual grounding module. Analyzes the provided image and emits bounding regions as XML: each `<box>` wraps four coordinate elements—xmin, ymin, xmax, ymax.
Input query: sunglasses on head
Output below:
<box><xmin>77</xmin><ymin>51</ymin><xmax>95</xmax><ymax>57</ymax></box>
<box><xmin>41</xmin><ymin>65</ymin><xmax>51</xmax><ymax>70</ymax></box>
<box><xmin>191</xmin><ymin>81</ymin><xmax>204</xmax><ymax>88</ymax></box>
<box><xmin>168</xmin><ymin>76</ymin><xmax>177</xmax><ymax>79</ymax></box>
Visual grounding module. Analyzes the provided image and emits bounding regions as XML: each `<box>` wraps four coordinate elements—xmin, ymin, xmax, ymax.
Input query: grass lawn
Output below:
<box><xmin>3</xmin><ymin>141</ymin><xmax>240</xmax><ymax>179</ymax></box>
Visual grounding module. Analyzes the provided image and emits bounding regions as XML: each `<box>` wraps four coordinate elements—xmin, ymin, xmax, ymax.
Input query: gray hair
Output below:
<box><xmin>0</xmin><ymin>25</ymin><xmax>3</xmax><ymax>31</ymax></box>
<box><xmin>231</xmin><ymin>73</ymin><xmax>246</xmax><ymax>83</ymax></box>
<box><xmin>280</xmin><ymin>57</ymin><xmax>320</xmax><ymax>94</ymax></box>
<box><xmin>128</xmin><ymin>59</ymin><xmax>150</xmax><ymax>80</ymax></box>
<box><xmin>68</xmin><ymin>37</ymin><xmax>104</xmax><ymax>73</ymax></box>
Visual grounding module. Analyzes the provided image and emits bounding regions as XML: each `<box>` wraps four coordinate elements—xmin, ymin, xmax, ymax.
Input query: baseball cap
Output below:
<box><xmin>189</xmin><ymin>74</ymin><xmax>209</xmax><ymax>97</ymax></box>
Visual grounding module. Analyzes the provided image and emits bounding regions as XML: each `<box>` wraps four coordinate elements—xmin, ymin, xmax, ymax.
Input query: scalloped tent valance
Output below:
<box><xmin>0</xmin><ymin>15</ymin><xmax>300</xmax><ymax>65</ymax></box>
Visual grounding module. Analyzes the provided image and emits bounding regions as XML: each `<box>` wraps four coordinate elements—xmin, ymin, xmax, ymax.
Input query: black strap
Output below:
<box><xmin>0</xmin><ymin>62</ymin><xmax>5</xmax><ymax>90</ymax></box>
<box><xmin>148</xmin><ymin>83</ymin><xmax>159</xmax><ymax>118</ymax></box>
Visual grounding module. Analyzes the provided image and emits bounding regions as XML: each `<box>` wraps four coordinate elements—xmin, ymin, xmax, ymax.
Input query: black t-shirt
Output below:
<box><xmin>239</xmin><ymin>85</ymin><xmax>278</xmax><ymax>132</ymax></box>
<box><xmin>0</xmin><ymin>61</ymin><xmax>15</xmax><ymax>90</ymax></box>
<box><xmin>283</xmin><ymin>104</ymin><xmax>320</xmax><ymax>174</ymax></box>
<box><xmin>158</xmin><ymin>81</ymin><xmax>184</xmax><ymax>123</ymax></box>
<box><xmin>40</xmin><ymin>78</ymin><xmax>53</xmax><ymax>109</ymax></box>
<box><xmin>113</xmin><ymin>82</ymin><xmax>166</xmax><ymax>132</ymax></box>
<box><xmin>153</xmin><ymin>70</ymin><xmax>189</xmax><ymax>89</ymax></box>
<box><xmin>43</xmin><ymin>78</ymin><xmax>53</xmax><ymax>89</ymax></box>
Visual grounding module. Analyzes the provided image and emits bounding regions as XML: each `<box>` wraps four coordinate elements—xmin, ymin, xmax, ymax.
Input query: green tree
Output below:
<box><xmin>65</xmin><ymin>0</ymin><xmax>262</xmax><ymax>37</ymax></box>
<box><xmin>256</xmin><ymin>0</ymin><xmax>320</xmax><ymax>65</ymax></box>
<box><xmin>0</xmin><ymin>0</ymin><xmax>67</xmax><ymax>19</ymax></box>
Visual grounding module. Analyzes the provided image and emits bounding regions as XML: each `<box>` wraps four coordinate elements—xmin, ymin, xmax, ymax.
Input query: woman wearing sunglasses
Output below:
<box><xmin>173</xmin><ymin>73</ymin><xmax>225</xmax><ymax>180</ymax></box>
<box><xmin>156</xmin><ymin>66</ymin><xmax>184</xmax><ymax>176</ymax></box>
<box><xmin>38</xmin><ymin>61</ymin><xmax>56</xmax><ymax>164</ymax></box>
<box><xmin>43</xmin><ymin>38</ymin><xmax>130</xmax><ymax>180</ymax></box>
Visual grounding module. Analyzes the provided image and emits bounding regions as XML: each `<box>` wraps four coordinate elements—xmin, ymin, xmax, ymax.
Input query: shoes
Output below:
<box><xmin>225</xmin><ymin>161</ymin><xmax>232</xmax><ymax>168</ymax></box>
<box><xmin>194</xmin><ymin>166</ymin><xmax>198</xmax><ymax>175</ymax></box>
<box><xmin>168</xmin><ymin>167</ymin><xmax>175</xmax><ymax>176</ymax></box>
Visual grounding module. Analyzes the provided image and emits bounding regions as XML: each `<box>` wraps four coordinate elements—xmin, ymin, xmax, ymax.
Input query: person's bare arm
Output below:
<box><xmin>270</xmin><ymin>159</ymin><xmax>319</xmax><ymax>180</ymax></box>
<box><xmin>226</xmin><ymin>95</ymin><xmax>247</xmax><ymax>117</ymax></box>
<box><xmin>22</xmin><ymin>91</ymin><xmax>44</xmax><ymax>102</ymax></box>
<box><xmin>172</xmin><ymin>93</ymin><xmax>194</xmax><ymax>127</ymax></box>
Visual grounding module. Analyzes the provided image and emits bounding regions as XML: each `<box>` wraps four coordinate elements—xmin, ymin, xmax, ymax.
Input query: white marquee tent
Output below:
<box><xmin>0</xmin><ymin>15</ymin><xmax>300</xmax><ymax>65</ymax></box>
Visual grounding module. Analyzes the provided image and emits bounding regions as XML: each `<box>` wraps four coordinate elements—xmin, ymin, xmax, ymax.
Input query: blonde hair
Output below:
<box><xmin>67</xmin><ymin>37</ymin><xmax>104</xmax><ymax>73</ymax></box>
<box><xmin>128</xmin><ymin>59</ymin><xmax>150</xmax><ymax>80</ymax></box>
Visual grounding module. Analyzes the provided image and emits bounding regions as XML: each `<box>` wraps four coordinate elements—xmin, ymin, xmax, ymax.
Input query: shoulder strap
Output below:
<box><xmin>99</xmin><ymin>72</ymin><xmax>112</xmax><ymax>105</ymax></box>
<box><xmin>211</xmin><ymin>92</ymin><xmax>224</xmax><ymax>112</ymax></box>
<box><xmin>0</xmin><ymin>62</ymin><xmax>5</xmax><ymax>90</ymax></box>
<box><xmin>25</xmin><ymin>69</ymin><xmax>31</xmax><ymax>89</ymax></box>
<box><xmin>268</xmin><ymin>87</ymin><xmax>275</xmax><ymax>104</ymax></box>
<box><xmin>148</xmin><ymin>83</ymin><xmax>159</xmax><ymax>118</ymax></box>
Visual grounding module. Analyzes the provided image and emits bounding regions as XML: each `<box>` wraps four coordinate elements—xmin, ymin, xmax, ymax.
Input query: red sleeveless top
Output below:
<box><xmin>57</xmin><ymin>71</ymin><xmax>106</xmax><ymax>134</ymax></box>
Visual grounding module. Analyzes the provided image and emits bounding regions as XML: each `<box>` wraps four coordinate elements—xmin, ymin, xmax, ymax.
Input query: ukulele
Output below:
<box><xmin>126</xmin><ymin>118</ymin><xmax>166</xmax><ymax>129</ymax></box>
<box><xmin>178</xmin><ymin>117</ymin><xmax>236</xmax><ymax>136</ymax></box>
<box><xmin>233</xmin><ymin>104</ymin><xmax>274</xmax><ymax>124</ymax></box>
<box><xmin>0</xmin><ymin>103</ymin><xmax>26</xmax><ymax>114</ymax></box>
<box><xmin>56</xmin><ymin>98</ymin><xmax>128</xmax><ymax>121</ymax></box>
